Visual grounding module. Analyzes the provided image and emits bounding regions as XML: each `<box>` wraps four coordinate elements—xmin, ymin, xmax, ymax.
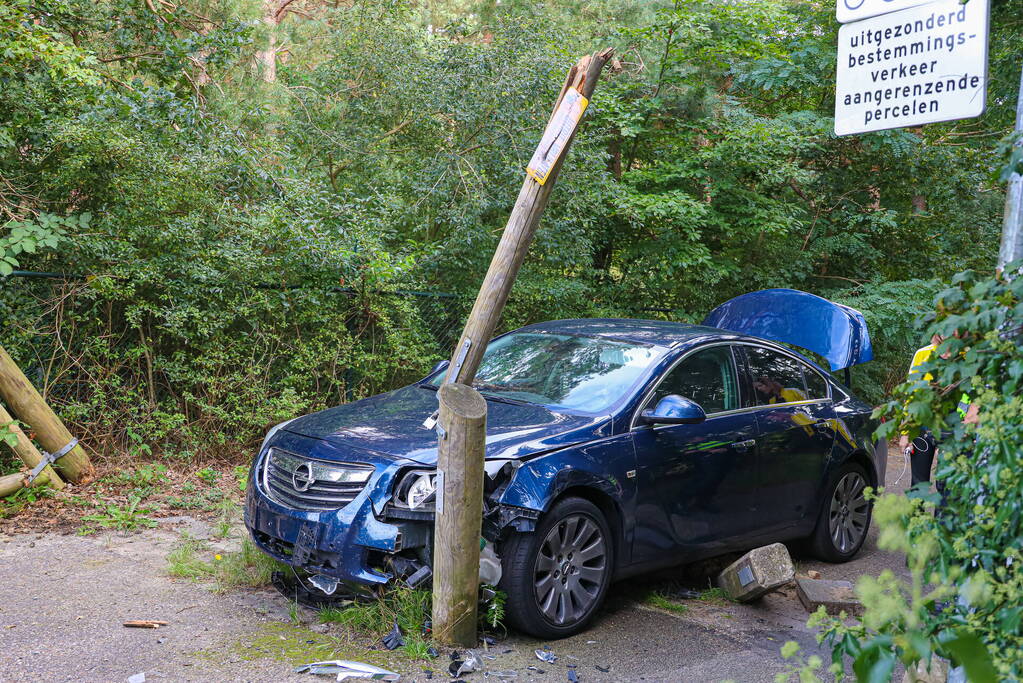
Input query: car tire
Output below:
<box><xmin>498</xmin><ymin>496</ymin><xmax>613</xmax><ymax>639</ymax></box>
<box><xmin>808</xmin><ymin>462</ymin><xmax>873</xmax><ymax>562</ymax></box>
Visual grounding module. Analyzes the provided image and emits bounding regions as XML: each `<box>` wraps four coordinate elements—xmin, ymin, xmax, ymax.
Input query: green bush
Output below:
<box><xmin>815</xmin><ymin>264</ymin><xmax>1023</xmax><ymax>681</ymax></box>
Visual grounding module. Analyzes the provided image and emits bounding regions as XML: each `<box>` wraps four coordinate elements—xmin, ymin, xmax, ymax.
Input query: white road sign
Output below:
<box><xmin>837</xmin><ymin>0</ymin><xmax>935</xmax><ymax>24</ymax></box>
<box><xmin>835</xmin><ymin>0</ymin><xmax>989</xmax><ymax>136</ymax></box>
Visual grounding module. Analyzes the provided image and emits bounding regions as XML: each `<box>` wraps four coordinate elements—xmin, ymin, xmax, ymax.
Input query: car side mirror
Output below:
<box><xmin>638</xmin><ymin>395</ymin><xmax>706</xmax><ymax>426</ymax></box>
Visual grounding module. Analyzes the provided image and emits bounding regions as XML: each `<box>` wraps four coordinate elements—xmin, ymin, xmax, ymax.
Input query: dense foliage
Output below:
<box><xmin>806</xmin><ymin>263</ymin><xmax>1022</xmax><ymax>681</ymax></box>
<box><xmin>1</xmin><ymin>0</ymin><xmax>1020</xmax><ymax>460</ymax></box>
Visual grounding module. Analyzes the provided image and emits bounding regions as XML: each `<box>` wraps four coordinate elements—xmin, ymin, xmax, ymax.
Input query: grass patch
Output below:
<box><xmin>166</xmin><ymin>535</ymin><xmax>287</xmax><ymax>588</ymax></box>
<box><xmin>167</xmin><ymin>536</ymin><xmax>216</xmax><ymax>579</ymax></box>
<box><xmin>165</xmin><ymin>488</ymin><xmax>225</xmax><ymax>511</ymax></box>
<box><xmin>644</xmin><ymin>590</ymin><xmax>691</xmax><ymax>615</ymax></box>
<box><xmin>318</xmin><ymin>587</ymin><xmax>433</xmax><ymax>659</ymax></box>
<box><xmin>698</xmin><ymin>587</ymin><xmax>732</xmax><ymax>604</ymax></box>
<box><xmin>80</xmin><ymin>496</ymin><xmax>158</xmax><ymax>532</ymax></box>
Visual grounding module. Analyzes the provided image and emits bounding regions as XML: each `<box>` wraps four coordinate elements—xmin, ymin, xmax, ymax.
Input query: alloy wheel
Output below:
<box><xmin>533</xmin><ymin>513</ymin><xmax>608</xmax><ymax>625</ymax></box>
<box><xmin>828</xmin><ymin>471</ymin><xmax>869</xmax><ymax>553</ymax></box>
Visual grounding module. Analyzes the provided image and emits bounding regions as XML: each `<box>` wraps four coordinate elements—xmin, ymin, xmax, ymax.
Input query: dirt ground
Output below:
<box><xmin>0</xmin><ymin>447</ymin><xmax>912</xmax><ymax>683</ymax></box>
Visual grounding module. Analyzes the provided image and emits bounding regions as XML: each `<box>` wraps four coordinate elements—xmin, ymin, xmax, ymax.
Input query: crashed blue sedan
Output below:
<box><xmin>245</xmin><ymin>289</ymin><xmax>884</xmax><ymax>638</ymax></box>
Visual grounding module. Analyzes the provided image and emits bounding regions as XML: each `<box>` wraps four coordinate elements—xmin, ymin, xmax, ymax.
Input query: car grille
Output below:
<box><xmin>261</xmin><ymin>447</ymin><xmax>374</xmax><ymax>512</ymax></box>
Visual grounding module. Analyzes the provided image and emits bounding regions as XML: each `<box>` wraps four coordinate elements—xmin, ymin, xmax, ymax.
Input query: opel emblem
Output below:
<box><xmin>292</xmin><ymin>462</ymin><xmax>315</xmax><ymax>492</ymax></box>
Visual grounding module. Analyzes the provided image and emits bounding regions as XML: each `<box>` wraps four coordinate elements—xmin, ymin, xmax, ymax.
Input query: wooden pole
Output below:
<box><xmin>441</xmin><ymin>48</ymin><xmax>614</xmax><ymax>385</ymax></box>
<box><xmin>431</xmin><ymin>383</ymin><xmax>487</xmax><ymax>646</ymax></box>
<box><xmin>430</xmin><ymin>49</ymin><xmax>613</xmax><ymax>647</ymax></box>
<box><xmin>0</xmin><ymin>403</ymin><xmax>64</xmax><ymax>490</ymax></box>
<box><xmin>0</xmin><ymin>345</ymin><xmax>93</xmax><ymax>483</ymax></box>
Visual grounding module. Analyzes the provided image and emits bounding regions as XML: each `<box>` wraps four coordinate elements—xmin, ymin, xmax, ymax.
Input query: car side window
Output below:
<box><xmin>647</xmin><ymin>346</ymin><xmax>739</xmax><ymax>415</ymax></box>
<box><xmin>745</xmin><ymin>346</ymin><xmax>809</xmax><ymax>406</ymax></box>
<box><xmin>803</xmin><ymin>367</ymin><xmax>829</xmax><ymax>400</ymax></box>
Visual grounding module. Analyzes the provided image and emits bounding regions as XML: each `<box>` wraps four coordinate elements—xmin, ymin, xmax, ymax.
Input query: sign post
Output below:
<box><xmin>998</xmin><ymin>66</ymin><xmax>1023</xmax><ymax>270</ymax></box>
<box><xmin>834</xmin><ymin>0</ymin><xmax>990</xmax><ymax>136</ymax></box>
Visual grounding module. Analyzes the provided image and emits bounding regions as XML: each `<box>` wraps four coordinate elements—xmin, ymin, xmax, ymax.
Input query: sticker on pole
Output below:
<box><xmin>526</xmin><ymin>87</ymin><xmax>589</xmax><ymax>185</ymax></box>
<box><xmin>835</xmin><ymin>0</ymin><xmax>990</xmax><ymax>136</ymax></box>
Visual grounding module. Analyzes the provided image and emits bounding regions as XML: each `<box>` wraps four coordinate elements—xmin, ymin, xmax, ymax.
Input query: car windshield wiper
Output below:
<box><xmin>477</xmin><ymin>391</ymin><xmax>531</xmax><ymax>406</ymax></box>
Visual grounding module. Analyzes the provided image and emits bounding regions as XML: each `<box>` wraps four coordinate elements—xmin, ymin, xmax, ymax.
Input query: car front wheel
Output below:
<box><xmin>809</xmin><ymin>462</ymin><xmax>873</xmax><ymax>562</ymax></box>
<box><xmin>498</xmin><ymin>496</ymin><xmax>613</xmax><ymax>639</ymax></box>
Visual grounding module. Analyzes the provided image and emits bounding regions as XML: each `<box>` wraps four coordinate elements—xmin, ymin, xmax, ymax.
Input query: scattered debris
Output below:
<box><xmin>483</xmin><ymin>672</ymin><xmax>518</xmax><ymax>679</ymax></box>
<box><xmin>795</xmin><ymin>578</ymin><xmax>861</xmax><ymax>615</ymax></box>
<box><xmin>716</xmin><ymin>543</ymin><xmax>794</xmax><ymax>602</ymax></box>
<box><xmin>381</xmin><ymin>622</ymin><xmax>405</xmax><ymax>650</ymax></box>
<box><xmin>448</xmin><ymin>650</ymin><xmax>484</xmax><ymax>678</ymax></box>
<box><xmin>567</xmin><ymin>670</ymin><xmax>578</xmax><ymax>682</ymax></box>
<box><xmin>405</xmin><ymin>565</ymin><xmax>432</xmax><ymax>589</ymax></box>
<box><xmin>535</xmin><ymin>649</ymin><xmax>557</xmax><ymax>664</ymax></box>
<box><xmin>127</xmin><ymin>674</ymin><xmax>146</xmax><ymax>683</ymax></box>
<box><xmin>309</xmin><ymin>574</ymin><xmax>341</xmax><ymax>595</ymax></box>
<box><xmin>294</xmin><ymin>660</ymin><xmax>400</xmax><ymax>681</ymax></box>
<box><xmin>426</xmin><ymin>647</ymin><xmax>439</xmax><ymax>658</ymax></box>
<box><xmin>526</xmin><ymin>666</ymin><xmax>545</xmax><ymax>674</ymax></box>
<box><xmin>123</xmin><ymin>620</ymin><xmax>168</xmax><ymax>629</ymax></box>
<box><xmin>479</xmin><ymin>541</ymin><xmax>503</xmax><ymax>585</ymax></box>
<box><xmin>595</xmin><ymin>665</ymin><xmax>610</xmax><ymax>673</ymax></box>
<box><xmin>807</xmin><ymin>570</ymin><xmax>822</xmax><ymax>580</ymax></box>
<box><xmin>272</xmin><ymin>571</ymin><xmax>357</xmax><ymax>609</ymax></box>
<box><xmin>480</xmin><ymin>635</ymin><xmax>497</xmax><ymax>647</ymax></box>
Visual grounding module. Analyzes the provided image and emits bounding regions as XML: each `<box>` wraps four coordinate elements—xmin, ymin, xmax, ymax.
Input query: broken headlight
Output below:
<box><xmin>395</xmin><ymin>470</ymin><xmax>437</xmax><ymax>510</ymax></box>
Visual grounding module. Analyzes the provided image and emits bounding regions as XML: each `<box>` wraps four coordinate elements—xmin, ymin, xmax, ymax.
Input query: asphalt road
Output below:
<box><xmin>0</xmin><ymin>448</ymin><xmax>910</xmax><ymax>683</ymax></box>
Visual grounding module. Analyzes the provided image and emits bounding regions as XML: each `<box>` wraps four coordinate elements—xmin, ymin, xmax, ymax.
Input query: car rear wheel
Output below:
<box><xmin>809</xmin><ymin>462</ymin><xmax>873</xmax><ymax>562</ymax></box>
<box><xmin>498</xmin><ymin>497</ymin><xmax>612</xmax><ymax>639</ymax></box>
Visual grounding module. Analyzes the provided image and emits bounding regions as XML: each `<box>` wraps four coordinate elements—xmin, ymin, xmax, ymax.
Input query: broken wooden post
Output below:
<box><xmin>441</xmin><ymin>48</ymin><xmax>615</xmax><ymax>386</ymax></box>
<box><xmin>0</xmin><ymin>345</ymin><xmax>93</xmax><ymax>483</ymax></box>
<box><xmin>432</xmin><ymin>383</ymin><xmax>487</xmax><ymax>645</ymax></box>
<box><xmin>0</xmin><ymin>403</ymin><xmax>64</xmax><ymax>491</ymax></box>
<box><xmin>430</xmin><ymin>49</ymin><xmax>614</xmax><ymax>647</ymax></box>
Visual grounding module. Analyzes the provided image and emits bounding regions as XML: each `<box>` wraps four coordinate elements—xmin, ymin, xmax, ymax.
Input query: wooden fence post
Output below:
<box><xmin>0</xmin><ymin>345</ymin><xmax>93</xmax><ymax>483</ymax></box>
<box><xmin>431</xmin><ymin>383</ymin><xmax>488</xmax><ymax>646</ymax></box>
<box><xmin>0</xmin><ymin>403</ymin><xmax>64</xmax><ymax>492</ymax></box>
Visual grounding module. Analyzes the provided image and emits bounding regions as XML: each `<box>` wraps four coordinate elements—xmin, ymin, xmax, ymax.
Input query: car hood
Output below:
<box><xmin>281</xmin><ymin>385</ymin><xmax>609</xmax><ymax>466</ymax></box>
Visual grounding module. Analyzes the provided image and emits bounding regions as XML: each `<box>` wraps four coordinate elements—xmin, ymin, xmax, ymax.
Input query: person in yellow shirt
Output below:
<box><xmin>898</xmin><ymin>334</ymin><xmax>977</xmax><ymax>486</ymax></box>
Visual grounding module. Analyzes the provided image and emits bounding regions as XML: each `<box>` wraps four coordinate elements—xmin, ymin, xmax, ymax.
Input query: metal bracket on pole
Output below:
<box><xmin>448</xmin><ymin>338</ymin><xmax>472</xmax><ymax>384</ymax></box>
<box><xmin>26</xmin><ymin>437</ymin><xmax>78</xmax><ymax>484</ymax></box>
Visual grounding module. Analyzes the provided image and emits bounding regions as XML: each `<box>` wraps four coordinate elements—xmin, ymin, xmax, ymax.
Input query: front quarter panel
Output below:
<box><xmin>497</xmin><ymin>433</ymin><xmax>638</xmax><ymax>567</ymax></box>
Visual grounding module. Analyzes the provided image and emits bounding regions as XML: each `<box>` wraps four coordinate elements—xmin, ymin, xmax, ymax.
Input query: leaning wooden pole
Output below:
<box><xmin>0</xmin><ymin>345</ymin><xmax>93</xmax><ymax>483</ymax></box>
<box><xmin>0</xmin><ymin>403</ymin><xmax>64</xmax><ymax>491</ymax></box>
<box><xmin>431</xmin><ymin>48</ymin><xmax>613</xmax><ymax>647</ymax></box>
<box><xmin>441</xmin><ymin>48</ymin><xmax>614</xmax><ymax>385</ymax></box>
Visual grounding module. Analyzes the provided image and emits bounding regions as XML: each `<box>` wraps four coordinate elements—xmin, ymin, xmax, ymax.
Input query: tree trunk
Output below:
<box><xmin>0</xmin><ymin>403</ymin><xmax>63</xmax><ymax>490</ymax></box>
<box><xmin>0</xmin><ymin>345</ymin><xmax>93</xmax><ymax>483</ymax></box>
<box><xmin>256</xmin><ymin>0</ymin><xmax>280</xmax><ymax>83</ymax></box>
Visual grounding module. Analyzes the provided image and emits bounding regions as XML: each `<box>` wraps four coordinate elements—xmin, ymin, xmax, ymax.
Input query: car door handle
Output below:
<box><xmin>732</xmin><ymin>439</ymin><xmax>756</xmax><ymax>452</ymax></box>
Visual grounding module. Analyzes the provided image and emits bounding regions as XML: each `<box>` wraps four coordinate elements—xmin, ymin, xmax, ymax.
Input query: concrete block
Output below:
<box><xmin>716</xmin><ymin>543</ymin><xmax>794</xmax><ymax>603</ymax></box>
<box><xmin>796</xmin><ymin>578</ymin><xmax>861</xmax><ymax>615</ymax></box>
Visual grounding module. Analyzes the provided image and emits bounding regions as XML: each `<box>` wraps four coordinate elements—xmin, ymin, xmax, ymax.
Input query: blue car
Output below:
<box><xmin>245</xmin><ymin>289</ymin><xmax>884</xmax><ymax>638</ymax></box>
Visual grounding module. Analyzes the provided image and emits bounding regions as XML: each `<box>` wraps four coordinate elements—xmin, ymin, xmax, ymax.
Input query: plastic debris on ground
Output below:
<box><xmin>294</xmin><ymin>660</ymin><xmax>400</xmax><ymax>681</ymax></box>
<box><xmin>483</xmin><ymin>671</ymin><xmax>518</xmax><ymax>679</ymax></box>
<box><xmin>381</xmin><ymin>622</ymin><xmax>405</xmax><ymax>650</ymax></box>
<box><xmin>595</xmin><ymin>665</ymin><xmax>611</xmax><ymax>673</ymax></box>
<box><xmin>567</xmin><ymin>669</ymin><xmax>578</xmax><ymax>682</ymax></box>
<box><xmin>526</xmin><ymin>665</ymin><xmax>545</xmax><ymax>674</ymax></box>
<box><xmin>308</xmin><ymin>573</ymin><xmax>341</xmax><ymax>595</ymax></box>
<box><xmin>272</xmin><ymin>571</ymin><xmax>358</xmax><ymax>609</ymax></box>
<box><xmin>425</xmin><ymin>646</ymin><xmax>439</xmax><ymax>658</ymax></box>
<box><xmin>534</xmin><ymin>649</ymin><xmax>557</xmax><ymax>664</ymax></box>
<box><xmin>480</xmin><ymin>635</ymin><xmax>497</xmax><ymax>647</ymax></box>
<box><xmin>127</xmin><ymin>674</ymin><xmax>146</xmax><ymax>683</ymax></box>
<box><xmin>448</xmin><ymin>650</ymin><xmax>483</xmax><ymax>678</ymax></box>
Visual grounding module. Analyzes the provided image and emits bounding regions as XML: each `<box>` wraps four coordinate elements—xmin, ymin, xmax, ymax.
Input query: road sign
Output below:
<box><xmin>835</xmin><ymin>0</ymin><xmax>990</xmax><ymax>137</ymax></box>
<box><xmin>837</xmin><ymin>0</ymin><xmax>935</xmax><ymax>24</ymax></box>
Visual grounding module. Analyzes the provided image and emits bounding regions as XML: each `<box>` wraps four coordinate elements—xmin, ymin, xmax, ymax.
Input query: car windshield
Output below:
<box><xmin>431</xmin><ymin>332</ymin><xmax>663</xmax><ymax>412</ymax></box>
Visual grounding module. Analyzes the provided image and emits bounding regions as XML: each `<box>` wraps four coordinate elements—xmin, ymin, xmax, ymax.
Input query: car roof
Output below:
<box><xmin>516</xmin><ymin>318</ymin><xmax>738</xmax><ymax>347</ymax></box>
